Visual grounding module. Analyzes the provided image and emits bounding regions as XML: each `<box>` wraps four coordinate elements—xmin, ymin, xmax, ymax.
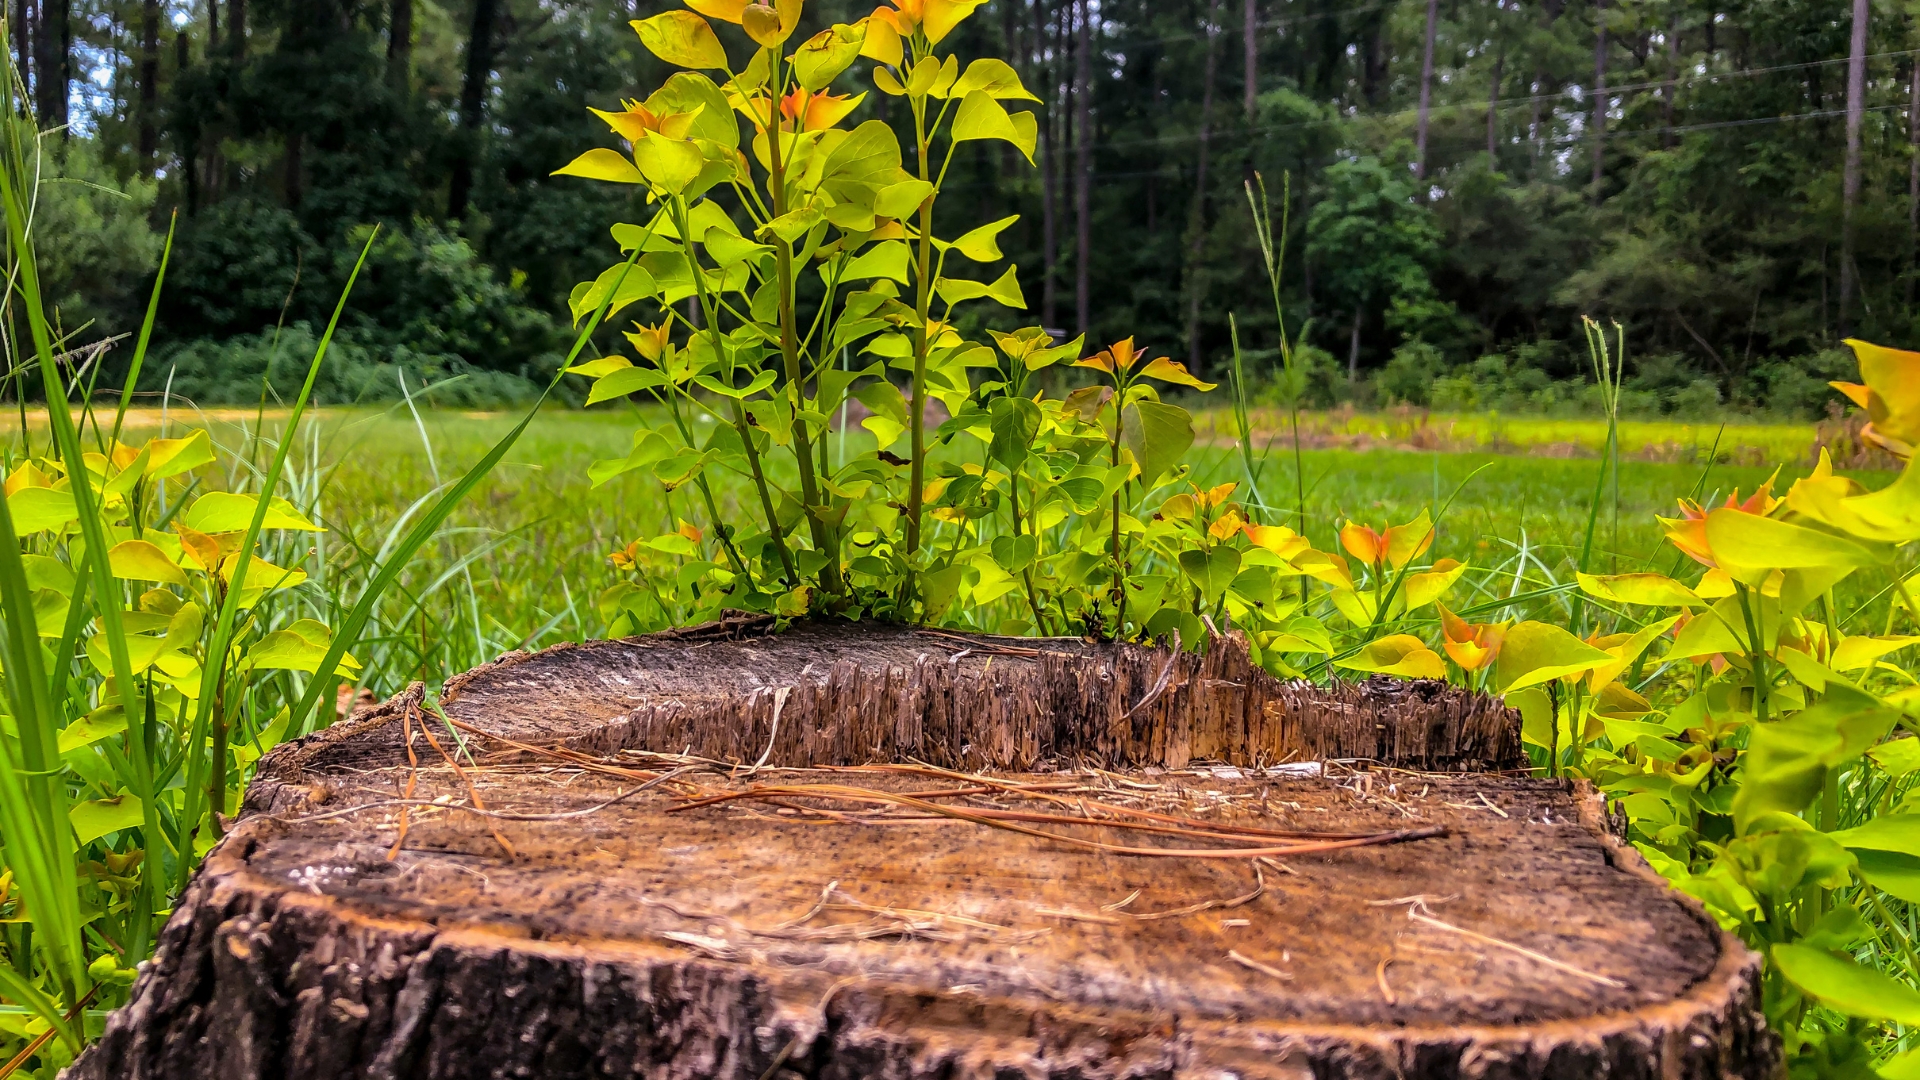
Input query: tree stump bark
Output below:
<box><xmin>70</xmin><ymin>619</ymin><xmax>1776</xmax><ymax>1080</ymax></box>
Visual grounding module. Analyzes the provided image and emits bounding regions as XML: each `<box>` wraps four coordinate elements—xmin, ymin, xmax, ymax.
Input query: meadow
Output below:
<box><xmin>73</xmin><ymin>403</ymin><xmax>1830</xmax><ymax>700</ymax></box>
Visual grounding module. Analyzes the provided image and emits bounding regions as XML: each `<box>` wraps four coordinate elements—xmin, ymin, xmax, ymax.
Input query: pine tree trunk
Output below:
<box><xmin>177</xmin><ymin>29</ymin><xmax>197</xmax><ymax>215</ymax></box>
<box><xmin>31</xmin><ymin>0</ymin><xmax>63</xmax><ymax>133</ymax></box>
<box><xmin>1907</xmin><ymin>54</ymin><xmax>1917</xmax><ymax>306</ymax></box>
<box><xmin>1840</xmin><ymin>0</ymin><xmax>1869</xmax><ymax>334</ymax></box>
<box><xmin>11</xmin><ymin>0</ymin><xmax>29</xmax><ymax>104</ymax></box>
<box><xmin>1184</xmin><ymin>0</ymin><xmax>1220</xmax><ymax>372</ymax></box>
<box><xmin>1591</xmin><ymin>0</ymin><xmax>1608</xmax><ymax>200</ymax></box>
<box><xmin>1040</xmin><ymin>0</ymin><xmax>1060</xmax><ymax>330</ymax></box>
<box><xmin>1348</xmin><ymin>306</ymin><xmax>1362</xmax><ymax>382</ymax></box>
<box><xmin>137</xmin><ymin>0</ymin><xmax>158</xmax><ymax>173</ymax></box>
<box><xmin>230</xmin><ymin>0</ymin><xmax>245</xmax><ymax>59</ymax></box>
<box><xmin>1486</xmin><ymin>43</ymin><xmax>1502</xmax><ymax>163</ymax></box>
<box><xmin>387</xmin><ymin>0</ymin><xmax>412</xmax><ymax>93</ymax></box>
<box><xmin>1072</xmin><ymin>0</ymin><xmax>1091</xmax><ymax>336</ymax></box>
<box><xmin>1415</xmin><ymin>0</ymin><xmax>1438</xmax><ymax>184</ymax></box>
<box><xmin>1662</xmin><ymin>14</ymin><xmax>1680</xmax><ymax>148</ymax></box>
<box><xmin>1243</xmin><ymin>0</ymin><xmax>1256</xmax><ymax>120</ymax></box>
<box><xmin>448</xmin><ymin>0</ymin><xmax>501</xmax><ymax>221</ymax></box>
<box><xmin>68</xmin><ymin>619</ymin><xmax>1775</xmax><ymax>1080</ymax></box>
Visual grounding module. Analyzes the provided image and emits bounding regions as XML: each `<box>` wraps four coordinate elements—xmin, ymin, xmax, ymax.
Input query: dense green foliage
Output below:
<box><xmin>14</xmin><ymin>0</ymin><xmax>1920</xmax><ymax>410</ymax></box>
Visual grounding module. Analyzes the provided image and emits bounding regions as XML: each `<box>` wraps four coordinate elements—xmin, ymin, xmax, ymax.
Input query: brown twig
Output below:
<box><xmin>387</xmin><ymin>703</ymin><xmax>421</xmax><ymax>861</ymax></box>
<box><xmin>418</xmin><ymin>709</ymin><xmax>518</xmax><ymax>859</ymax></box>
<box><xmin>0</xmin><ymin>984</ymin><xmax>99</xmax><ymax>1079</ymax></box>
<box><xmin>1228</xmin><ymin>949</ymin><xmax>1292</xmax><ymax>981</ymax></box>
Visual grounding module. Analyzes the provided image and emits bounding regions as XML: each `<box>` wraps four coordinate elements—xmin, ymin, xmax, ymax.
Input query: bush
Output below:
<box><xmin>1378</xmin><ymin>338</ymin><xmax>1445</xmax><ymax>405</ymax></box>
<box><xmin>1751</xmin><ymin>349</ymin><xmax>1852</xmax><ymax>418</ymax></box>
<box><xmin>149</xmin><ymin>324</ymin><xmax>542</xmax><ymax>409</ymax></box>
<box><xmin>1667</xmin><ymin>377</ymin><xmax>1722</xmax><ymax>419</ymax></box>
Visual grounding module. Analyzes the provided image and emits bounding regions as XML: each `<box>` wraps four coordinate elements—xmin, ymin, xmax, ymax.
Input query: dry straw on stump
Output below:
<box><xmin>71</xmin><ymin>618</ymin><xmax>1775</xmax><ymax>1080</ymax></box>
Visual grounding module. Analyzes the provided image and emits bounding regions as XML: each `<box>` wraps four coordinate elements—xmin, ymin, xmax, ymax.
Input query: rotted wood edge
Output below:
<box><xmin>415</xmin><ymin>617</ymin><xmax>1525</xmax><ymax>773</ymax></box>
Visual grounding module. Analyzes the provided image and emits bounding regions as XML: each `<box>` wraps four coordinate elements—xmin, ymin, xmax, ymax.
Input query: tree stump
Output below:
<box><xmin>71</xmin><ymin>619</ymin><xmax>1775</xmax><ymax>1080</ymax></box>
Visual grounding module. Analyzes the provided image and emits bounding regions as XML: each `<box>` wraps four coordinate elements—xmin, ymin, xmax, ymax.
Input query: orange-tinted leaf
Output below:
<box><xmin>1339</xmin><ymin>522</ymin><xmax>1384</xmax><ymax>566</ymax></box>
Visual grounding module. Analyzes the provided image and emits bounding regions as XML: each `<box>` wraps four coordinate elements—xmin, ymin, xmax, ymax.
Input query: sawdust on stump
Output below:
<box><xmin>71</xmin><ymin>619</ymin><xmax>1774</xmax><ymax>1080</ymax></box>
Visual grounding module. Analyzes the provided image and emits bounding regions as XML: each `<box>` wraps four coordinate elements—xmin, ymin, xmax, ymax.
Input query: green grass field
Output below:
<box><xmin>74</xmin><ymin>404</ymin><xmax>1831</xmax><ymax>693</ymax></box>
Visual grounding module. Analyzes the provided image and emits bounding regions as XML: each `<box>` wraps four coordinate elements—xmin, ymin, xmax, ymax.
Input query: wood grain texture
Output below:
<box><xmin>70</xmin><ymin>620</ymin><xmax>1775</xmax><ymax>1080</ymax></box>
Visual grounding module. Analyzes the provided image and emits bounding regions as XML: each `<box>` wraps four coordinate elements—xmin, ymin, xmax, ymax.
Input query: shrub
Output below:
<box><xmin>1379</xmin><ymin>337</ymin><xmax>1444</xmax><ymax>405</ymax></box>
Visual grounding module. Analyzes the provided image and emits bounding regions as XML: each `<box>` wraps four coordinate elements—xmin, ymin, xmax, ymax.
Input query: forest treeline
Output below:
<box><xmin>9</xmin><ymin>0</ymin><xmax>1916</xmax><ymax>414</ymax></box>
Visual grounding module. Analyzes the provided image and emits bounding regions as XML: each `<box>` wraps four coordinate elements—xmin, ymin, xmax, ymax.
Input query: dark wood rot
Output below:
<box><xmin>71</xmin><ymin>619</ymin><xmax>1775</xmax><ymax>1080</ymax></box>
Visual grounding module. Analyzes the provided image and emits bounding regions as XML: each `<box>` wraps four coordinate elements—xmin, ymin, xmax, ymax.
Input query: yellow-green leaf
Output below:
<box><xmin>793</xmin><ymin>23</ymin><xmax>866</xmax><ymax>91</ymax></box>
<box><xmin>566</xmin><ymin>356</ymin><xmax>635</xmax><ymax>378</ymax></box>
<box><xmin>949</xmin><ymin>90</ymin><xmax>1037</xmax><ymax>164</ymax></box>
<box><xmin>57</xmin><ymin>707</ymin><xmax>128</xmax><ymax>755</ymax></box>
<box><xmin>553</xmin><ymin>148</ymin><xmax>645</xmax><ymax>185</ymax></box>
<box><xmin>183</xmin><ymin>492</ymin><xmax>322</xmax><ymax>533</ymax></box>
<box><xmin>8</xmin><ymin>486</ymin><xmax>78</xmax><ymax>533</ymax></box>
<box><xmin>1772</xmin><ymin>943</ymin><xmax>1920</xmax><ymax>1024</ymax></box>
<box><xmin>1869</xmin><ymin>737</ymin><xmax>1920</xmax><ymax>777</ymax></box>
<box><xmin>70</xmin><ymin>793</ymin><xmax>144</xmax><ymax>844</ymax></box>
<box><xmin>1334</xmin><ymin>635</ymin><xmax>1446</xmax><ymax>680</ymax></box>
<box><xmin>632</xmin><ymin>10</ymin><xmax>729</xmax><ymax>69</ymax></box>
<box><xmin>107</xmin><ymin>540</ymin><xmax>185</xmax><ymax>586</ymax></box>
<box><xmin>1576</xmin><ymin>571</ymin><xmax>1702</xmax><ymax>607</ymax></box>
<box><xmin>953</xmin><ymin>58</ymin><xmax>1040</xmax><ymax>101</ymax></box>
<box><xmin>143</xmin><ymin>429</ymin><xmax>215</xmax><ymax>480</ymax></box>
<box><xmin>873</xmin><ymin>179</ymin><xmax>933</xmax><ymax>219</ymax></box>
<box><xmin>1705</xmin><ymin>508</ymin><xmax>1887</xmax><ymax>583</ymax></box>
<box><xmin>1495</xmin><ymin>621</ymin><xmax>1615</xmax><ymax>692</ymax></box>
<box><xmin>632</xmin><ymin>137</ymin><xmax>707</xmax><ymax>194</ymax></box>
<box><xmin>1831</xmin><ymin>635</ymin><xmax>1920</xmax><ymax>672</ymax></box>
<box><xmin>947</xmin><ymin>214</ymin><xmax>1019</xmax><ymax>262</ymax></box>
<box><xmin>248</xmin><ymin>619</ymin><xmax>359</xmax><ymax>673</ymax></box>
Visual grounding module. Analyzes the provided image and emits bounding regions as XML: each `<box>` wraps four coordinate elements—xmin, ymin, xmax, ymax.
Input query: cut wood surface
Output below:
<box><xmin>71</xmin><ymin>620</ymin><xmax>1774</xmax><ymax>1080</ymax></box>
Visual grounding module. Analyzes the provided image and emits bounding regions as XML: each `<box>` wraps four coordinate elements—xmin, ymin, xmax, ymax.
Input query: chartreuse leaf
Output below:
<box><xmin>1121</xmin><ymin>400</ymin><xmax>1193</xmax><ymax>486</ymax></box>
<box><xmin>1772</xmin><ymin>944</ymin><xmax>1920</xmax><ymax>1024</ymax></box>
<box><xmin>1335</xmin><ymin>635</ymin><xmax>1445</xmax><ymax>680</ymax></box>
<box><xmin>1869</xmin><ymin>737</ymin><xmax>1920</xmax><ymax>777</ymax></box>
<box><xmin>632</xmin><ymin>10</ymin><xmax>729</xmax><ymax>69</ymax></box>
<box><xmin>586</xmin><ymin>367</ymin><xmax>671</xmax><ymax>405</ymax></box>
<box><xmin>69</xmin><ymin>793</ymin><xmax>145</xmax><ymax>845</ymax></box>
<box><xmin>950</xmin><ymin>90</ymin><xmax>1037</xmax><ymax>164</ymax></box>
<box><xmin>1577</xmin><ymin>571</ymin><xmax>1702</xmax><ymax>607</ymax></box>
<box><xmin>183</xmin><ymin>492</ymin><xmax>322</xmax><ymax>533</ymax></box>
<box><xmin>1827</xmin><ymin>814</ymin><xmax>1920</xmax><ymax>855</ymax></box>
<box><xmin>249</xmin><ymin>619</ymin><xmax>360</xmax><ymax>673</ymax></box>
<box><xmin>987</xmin><ymin>396</ymin><xmax>1041</xmax><ymax>469</ymax></box>
<box><xmin>874</xmin><ymin>179</ymin><xmax>933</xmax><ymax>218</ymax></box>
<box><xmin>793</xmin><ymin>23</ymin><xmax>867</xmax><ymax>90</ymax></box>
<box><xmin>647</xmin><ymin>73</ymin><xmax>738</xmax><ymax>148</ymax></box>
<box><xmin>632</xmin><ymin>137</ymin><xmax>707</xmax><ymax>195</ymax></box>
<box><xmin>1178</xmin><ymin>547</ymin><xmax>1242</xmax><ymax>601</ymax></box>
<box><xmin>1704</xmin><ymin>508</ymin><xmax>1886</xmax><ymax>584</ymax></box>
<box><xmin>144</xmin><ymin>429</ymin><xmax>214</xmax><ymax>479</ymax></box>
<box><xmin>936</xmin><ymin>265</ymin><xmax>1026</xmax><ymax>308</ymax></box>
<box><xmin>953</xmin><ymin>58</ymin><xmax>1040</xmax><ymax>100</ymax></box>
<box><xmin>554</xmin><ymin>148</ymin><xmax>644</xmax><ymax>185</ymax></box>
<box><xmin>946</xmin><ymin>215</ymin><xmax>1019</xmax><ymax>262</ymax></box>
<box><xmin>1732</xmin><ymin>684</ymin><xmax>1900</xmax><ymax>833</ymax></box>
<box><xmin>107</xmin><ymin>540</ymin><xmax>185</xmax><ymax>585</ymax></box>
<box><xmin>842</xmin><ymin>240</ymin><xmax>910</xmax><ymax>283</ymax></box>
<box><xmin>1831</xmin><ymin>634</ymin><xmax>1920</xmax><ymax>671</ymax></box>
<box><xmin>7</xmin><ymin>486</ymin><xmax>77</xmax><ymax>533</ymax></box>
<box><xmin>1494</xmin><ymin>622</ymin><xmax>1615</xmax><ymax>692</ymax></box>
<box><xmin>694</xmin><ymin>370</ymin><xmax>778</xmax><ymax>399</ymax></box>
